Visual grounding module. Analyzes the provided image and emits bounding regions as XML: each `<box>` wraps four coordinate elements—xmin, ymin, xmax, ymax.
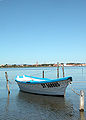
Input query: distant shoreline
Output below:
<box><xmin>0</xmin><ymin>63</ymin><xmax>86</xmax><ymax>68</ymax></box>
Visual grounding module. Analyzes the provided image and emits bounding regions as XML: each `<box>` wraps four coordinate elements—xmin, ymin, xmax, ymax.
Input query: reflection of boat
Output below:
<box><xmin>17</xmin><ymin>91</ymin><xmax>66</xmax><ymax>109</ymax></box>
<box><xmin>15</xmin><ymin>75</ymin><xmax>72</xmax><ymax>96</ymax></box>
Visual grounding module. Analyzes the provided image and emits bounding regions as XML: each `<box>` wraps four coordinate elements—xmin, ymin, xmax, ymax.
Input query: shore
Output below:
<box><xmin>0</xmin><ymin>63</ymin><xmax>86</xmax><ymax>68</ymax></box>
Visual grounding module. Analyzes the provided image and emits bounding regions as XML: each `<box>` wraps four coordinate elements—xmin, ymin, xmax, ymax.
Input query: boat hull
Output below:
<box><xmin>16</xmin><ymin>78</ymin><xmax>72</xmax><ymax>96</ymax></box>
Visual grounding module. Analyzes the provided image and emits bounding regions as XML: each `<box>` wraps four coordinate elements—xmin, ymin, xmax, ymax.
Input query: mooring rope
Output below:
<box><xmin>69</xmin><ymin>85</ymin><xmax>80</xmax><ymax>96</ymax></box>
<box><xmin>31</xmin><ymin>69</ymin><xmax>53</xmax><ymax>76</ymax></box>
<box><xmin>31</xmin><ymin>72</ymin><xmax>42</xmax><ymax>76</ymax></box>
<box><xmin>7</xmin><ymin>70</ymin><xmax>53</xmax><ymax>84</ymax></box>
<box><xmin>8</xmin><ymin>79</ymin><xmax>16</xmax><ymax>84</ymax></box>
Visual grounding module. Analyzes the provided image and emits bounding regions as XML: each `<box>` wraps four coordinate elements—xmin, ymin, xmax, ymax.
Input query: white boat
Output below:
<box><xmin>15</xmin><ymin>75</ymin><xmax>72</xmax><ymax>96</ymax></box>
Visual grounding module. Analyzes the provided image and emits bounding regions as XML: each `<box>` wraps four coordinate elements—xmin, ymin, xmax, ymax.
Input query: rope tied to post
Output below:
<box><xmin>69</xmin><ymin>85</ymin><xmax>80</xmax><ymax>96</ymax></box>
<box><xmin>8</xmin><ymin>79</ymin><xmax>16</xmax><ymax>84</ymax></box>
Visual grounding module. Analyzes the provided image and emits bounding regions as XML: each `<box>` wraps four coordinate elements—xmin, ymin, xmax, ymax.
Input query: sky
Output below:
<box><xmin>0</xmin><ymin>0</ymin><xmax>86</xmax><ymax>64</ymax></box>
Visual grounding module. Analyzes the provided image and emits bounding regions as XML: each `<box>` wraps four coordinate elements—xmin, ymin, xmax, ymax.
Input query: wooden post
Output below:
<box><xmin>5</xmin><ymin>72</ymin><xmax>10</xmax><ymax>94</ymax></box>
<box><xmin>79</xmin><ymin>90</ymin><xmax>84</xmax><ymax>112</ymax></box>
<box><xmin>62</xmin><ymin>63</ymin><xmax>65</xmax><ymax>77</ymax></box>
<box><xmin>57</xmin><ymin>62</ymin><xmax>59</xmax><ymax>78</ymax></box>
<box><xmin>43</xmin><ymin>71</ymin><xmax>44</xmax><ymax>78</ymax></box>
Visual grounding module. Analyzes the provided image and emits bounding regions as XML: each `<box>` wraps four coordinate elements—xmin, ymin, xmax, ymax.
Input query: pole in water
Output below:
<box><xmin>43</xmin><ymin>71</ymin><xmax>44</xmax><ymax>78</ymax></box>
<box><xmin>5</xmin><ymin>72</ymin><xmax>10</xmax><ymax>94</ymax></box>
<box><xmin>79</xmin><ymin>90</ymin><xmax>84</xmax><ymax>112</ymax></box>
<box><xmin>57</xmin><ymin>62</ymin><xmax>59</xmax><ymax>78</ymax></box>
<box><xmin>62</xmin><ymin>63</ymin><xmax>65</xmax><ymax>77</ymax></box>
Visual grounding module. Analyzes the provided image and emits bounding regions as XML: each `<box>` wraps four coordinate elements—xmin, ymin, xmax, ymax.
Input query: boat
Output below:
<box><xmin>15</xmin><ymin>75</ymin><xmax>72</xmax><ymax>96</ymax></box>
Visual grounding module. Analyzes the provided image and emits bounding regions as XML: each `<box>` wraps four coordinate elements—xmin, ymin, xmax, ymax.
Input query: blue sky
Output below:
<box><xmin>0</xmin><ymin>0</ymin><xmax>86</xmax><ymax>64</ymax></box>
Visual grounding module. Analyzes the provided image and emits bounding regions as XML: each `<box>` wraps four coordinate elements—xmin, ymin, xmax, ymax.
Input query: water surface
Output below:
<box><xmin>0</xmin><ymin>67</ymin><xmax>86</xmax><ymax>120</ymax></box>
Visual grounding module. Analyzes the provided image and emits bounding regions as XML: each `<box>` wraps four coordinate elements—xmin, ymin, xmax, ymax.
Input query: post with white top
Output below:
<box><xmin>57</xmin><ymin>62</ymin><xmax>59</xmax><ymax>78</ymax></box>
<box><xmin>5</xmin><ymin>72</ymin><xmax>10</xmax><ymax>94</ymax></box>
<box><xmin>79</xmin><ymin>90</ymin><xmax>84</xmax><ymax>112</ymax></box>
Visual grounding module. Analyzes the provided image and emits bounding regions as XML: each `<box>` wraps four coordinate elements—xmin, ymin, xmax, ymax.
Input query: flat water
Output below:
<box><xmin>0</xmin><ymin>67</ymin><xmax>86</xmax><ymax>120</ymax></box>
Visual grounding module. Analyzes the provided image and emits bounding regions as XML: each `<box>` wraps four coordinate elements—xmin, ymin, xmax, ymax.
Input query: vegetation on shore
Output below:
<box><xmin>0</xmin><ymin>64</ymin><xmax>54</xmax><ymax>68</ymax></box>
<box><xmin>0</xmin><ymin>63</ymin><xmax>86</xmax><ymax>68</ymax></box>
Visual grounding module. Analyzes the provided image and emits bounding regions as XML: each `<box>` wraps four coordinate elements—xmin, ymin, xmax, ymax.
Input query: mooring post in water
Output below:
<box><xmin>5</xmin><ymin>72</ymin><xmax>10</xmax><ymax>94</ymax></box>
<box><xmin>57</xmin><ymin>62</ymin><xmax>59</xmax><ymax>78</ymax></box>
<box><xmin>79</xmin><ymin>90</ymin><xmax>84</xmax><ymax>112</ymax></box>
<box><xmin>62</xmin><ymin>63</ymin><xmax>65</xmax><ymax>77</ymax></box>
<box><xmin>43</xmin><ymin>71</ymin><xmax>44</xmax><ymax>78</ymax></box>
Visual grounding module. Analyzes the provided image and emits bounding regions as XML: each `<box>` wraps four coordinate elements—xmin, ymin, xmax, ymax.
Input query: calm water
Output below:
<box><xmin>0</xmin><ymin>67</ymin><xmax>86</xmax><ymax>120</ymax></box>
